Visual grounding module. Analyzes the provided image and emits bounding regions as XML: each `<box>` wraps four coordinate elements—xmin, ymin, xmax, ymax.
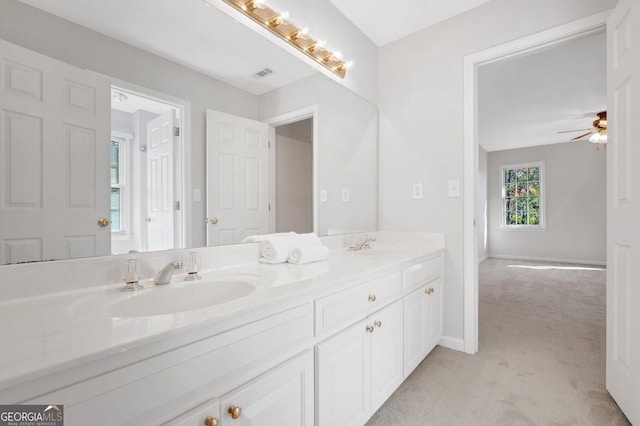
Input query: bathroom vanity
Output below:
<box><xmin>0</xmin><ymin>232</ymin><xmax>443</xmax><ymax>425</ymax></box>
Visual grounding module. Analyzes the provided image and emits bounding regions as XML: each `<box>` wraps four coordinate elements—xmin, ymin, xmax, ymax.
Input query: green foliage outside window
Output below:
<box><xmin>504</xmin><ymin>165</ymin><xmax>541</xmax><ymax>226</ymax></box>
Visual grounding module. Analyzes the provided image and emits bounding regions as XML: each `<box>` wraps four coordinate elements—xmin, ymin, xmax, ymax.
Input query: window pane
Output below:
<box><xmin>111</xmin><ymin>188</ymin><xmax>121</xmax><ymax>231</ymax></box>
<box><xmin>505</xmin><ymin>169</ymin><xmax>515</xmax><ymax>183</ymax></box>
<box><xmin>505</xmin><ymin>198</ymin><xmax>515</xmax><ymax>225</ymax></box>
<box><xmin>528</xmin><ymin>167</ymin><xmax>539</xmax><ymax>182</ymax></box>
<box><xmin>517</xmin><ymin>182</ymin><xmax>527</xmax><ymax>197</ymax></box>
<box><xmin>516</xmin><ymin>168</ymin><xmax>527</xmax><ymax>182</ymax></box>
<box><xmin>528</xmin><ymin>182</ymin><xmax>540</xmax><ymax>196</ymax></box>
<box><xmin>111</xmin><ymin>141</ymin><xmax>120</xmax><ymax>185</ymax></box>
<box><xmin>505</xmin><ymin>183</ymin><xmax>516</xmax><ymax>197</ymax></box>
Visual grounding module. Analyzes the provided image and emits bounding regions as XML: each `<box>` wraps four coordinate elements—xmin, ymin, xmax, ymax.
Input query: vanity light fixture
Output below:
<box><xmin>221</xmin><ymin>0</ymin><xmax>351</xmax><ymax>78</ymax></box>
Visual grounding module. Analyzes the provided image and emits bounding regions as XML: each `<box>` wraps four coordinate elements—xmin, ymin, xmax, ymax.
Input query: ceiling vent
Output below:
<box><xmin>253</xmin><ymin>68</ymin><xmax>273</xmax><ymax>78</ymax></box>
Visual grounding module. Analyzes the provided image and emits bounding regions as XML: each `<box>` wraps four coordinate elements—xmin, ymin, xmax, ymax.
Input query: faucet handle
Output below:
<box><xmin>172</xmin><ymin>259</ymin><xmax>184</xmax><ymax>269</ymax></box>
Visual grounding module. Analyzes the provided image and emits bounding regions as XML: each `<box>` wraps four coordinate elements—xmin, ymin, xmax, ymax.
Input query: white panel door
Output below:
<box><xmin>606</xmin><ymin>0</ymin><xmax>640</xmax><ymax>423</ymax></box>
<box><xmin>219</xmin><ymin>351</ymin><xmax>314</xmax><ymax>426</ymax></box>
<box><xmin>206</xmin><ymin>109</ymin><xmax>269</xmax><ymax>246</ymax></box>
<box><xmin>0</xmin><ymin>39</ymin><xmax>110</xmax><ymax>264</ymax></box>
<box><xmin>369</xmin><ymin>300</ymin><xmax>404</xmax><ymax>413</ymax></box>
<box><xmin>316</xmin><ymin>318</ymin><xmax>371</xmax><ymax>426</ymax></box>
<box><xmin>146</xmin><ymin>111</ymin><xmax>175</xmax><ymax>252</ymax></box>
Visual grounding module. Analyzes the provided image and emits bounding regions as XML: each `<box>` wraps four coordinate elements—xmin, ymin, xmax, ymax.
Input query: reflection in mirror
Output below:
<box><xmin>0</xmin><ymin>0</ymin><xmax>377</xmax><ymax>265</ymax></box>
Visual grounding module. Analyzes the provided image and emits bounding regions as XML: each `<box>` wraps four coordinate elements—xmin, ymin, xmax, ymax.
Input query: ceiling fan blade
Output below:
<box><xmin>571</xmin><ymin>130</ymin><xmax>597</xmax><ymax>140</ymax></box>
<box><xmin>557</xmin><ymin>128</ymin><xmax>592</xmax><ymax>134</ymax></box>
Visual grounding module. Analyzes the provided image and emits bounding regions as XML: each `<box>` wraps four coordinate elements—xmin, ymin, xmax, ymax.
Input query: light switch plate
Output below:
<box><xmin>412</xmin><ymin>183</ymin><xmax>423</xmax><ymax>200</ymax></box>
<box><xmin>448</xmin><ymin>179</ymin><xmax>461</xmax><ymax>197</ymax></box>
<box><xmin>341</xmin><ymin>188</ymin><xmax>350</xmax><ymax>202</ymax></box>
<box><xmin>192</xmin><ymin>189</ymin><xmax>201</xmax><ymax>202</ymax></box>
<box><xmin>320</xmin><ymin>189</ymin><xmax>327</xmax><ymax>202</ymax></box>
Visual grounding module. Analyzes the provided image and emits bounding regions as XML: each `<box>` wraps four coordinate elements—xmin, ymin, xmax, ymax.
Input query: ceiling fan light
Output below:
<box><xmin>589</xmin><ymin>131</ymin><xmax>607</xmax><ymax>144</ymax></box>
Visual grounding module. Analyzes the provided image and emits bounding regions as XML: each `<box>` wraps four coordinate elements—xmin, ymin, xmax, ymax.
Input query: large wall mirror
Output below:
<box><xmin>0</xmin><ymin>0</ymin><xmax>378</xmax><ymax>265</ymax></box>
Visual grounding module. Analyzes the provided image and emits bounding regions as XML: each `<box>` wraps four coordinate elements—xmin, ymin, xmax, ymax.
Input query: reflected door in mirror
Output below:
<box><xmin>206</xmin><ymin>110</ymin><xmax>269</xmax><ymax>246</ymax></box>
<box><xmin>0</xmin><ymin>39</ymin><xmax>111</xmax><ymax>264</ymax></box>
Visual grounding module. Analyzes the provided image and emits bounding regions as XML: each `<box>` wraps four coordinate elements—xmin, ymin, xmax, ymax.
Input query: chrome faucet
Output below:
<box><xmin>154</xmin><ymin>260</ymin><xmax>183</xmax><ymax>285</ymax></box>
<box><xmin>348</xmin><ymin>237</ymin><xmax>376</xmax><ymax>251</ymax></box>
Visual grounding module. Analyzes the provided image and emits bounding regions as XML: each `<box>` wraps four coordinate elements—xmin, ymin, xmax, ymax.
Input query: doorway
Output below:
<box><xmin>462</xmin><ymin>11</ymin><xmax>610</xmax><ymax>354</ymax></box>
<box><xmin>110</xmin><ymin>85</ymin><xmax>188</xmax><ymax>254</ymax></box>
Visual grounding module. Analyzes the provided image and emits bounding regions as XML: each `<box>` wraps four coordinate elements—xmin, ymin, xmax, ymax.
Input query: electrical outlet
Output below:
<box><xmin>448</xmin><ymin>179</ymin><xmax>461</xmax><ymax>197</ymax></box>
<box><xmin>320</xmin><ymin>189</ymin><xmax>327</xmax><ymax>202</ymax></box>
<box><xmin>412</xmin><ymin>183</ymin><xmax>423</xmax><ymax>200</ymax></box>
<box><xmin>341</xmin><ymin>188</ymin><xmax>350</xmax><ymax>202</ymax></box>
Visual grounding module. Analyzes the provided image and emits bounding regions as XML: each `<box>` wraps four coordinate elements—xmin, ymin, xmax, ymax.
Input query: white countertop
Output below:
<box><xmin>0</xmin><ymin>239</ymin><xmax>443</xmax><ymax>394</ymax></box>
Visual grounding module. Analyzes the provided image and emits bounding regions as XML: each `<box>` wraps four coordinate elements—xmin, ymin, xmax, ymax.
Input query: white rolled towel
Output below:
<box><xmin>288</xmin><ymin>245</ymin><xmax>330</xmax><ymax>264</ymax></box>
<box><xmin>260</xmin><ymin>233</ymin><xmax>323</xmax><ymax>263</ymax></box>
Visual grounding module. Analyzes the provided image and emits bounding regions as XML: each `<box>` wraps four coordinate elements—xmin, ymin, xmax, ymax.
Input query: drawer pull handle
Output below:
<box><xmin>228</xmin><ymin>406</ymin><xmax>242</xmax><ymax>420</ymax></box>
<box><xmin>205</xmin><ymin>417</ymin><xmax>219</xmax><ymax>426</ymax></box>
<box><xmin>374</xmin><ymin>320</ymin><xmax>382</xmax><ymax>328</ymax></box>
<box><xmin>366</xmin><ymin>325</ymin><xmax>375</xmax><ymax>333</ymax></box>
<box><xmin>368</xmin><ymin>294</ymin><xmax>377</xmax><ymax>302</ymax></box>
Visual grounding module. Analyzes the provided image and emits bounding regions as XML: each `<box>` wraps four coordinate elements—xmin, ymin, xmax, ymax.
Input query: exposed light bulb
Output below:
<box><xmin>344</xmin><ymin>60</ymin><xmax>355</xmax><ymax>70</ymax></box>
<box><xmin>333</xmin><ymin>51</ymin><xmax>343</xmax><ymax>61</ymax></box>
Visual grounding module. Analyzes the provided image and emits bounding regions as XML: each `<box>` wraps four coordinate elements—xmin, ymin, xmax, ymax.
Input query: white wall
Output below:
<box><xmin>487</xmin><ymin>141</ymin><xmax>606</xmax><ymax>264</ymax></box>
<box><xmin>0</xmin><ymin>0</ymin><xmax>259</xmax><ymax>248</ymax></box>
<box><xmin>259</xmin><ymin>73</ymin><xmax>378</xmax><ymax>236</ymax></box>
<box><xmin>378</xmin><ymin>0</ymin><xmax>616</xmax><ymax>342</ymax></box>
<box><xmin>275</xmin><ymin>119</ymin><xmax>314</xmax><ymax>234</ymax></box>
<box><xmin>477</xmin><ymin>146</ymin><xmax>488</xmax><ymax>262</ymax></box>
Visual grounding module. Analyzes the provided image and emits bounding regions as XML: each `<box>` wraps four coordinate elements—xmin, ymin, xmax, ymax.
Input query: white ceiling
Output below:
<box><xmin>19</xmin><ymin>0</ymin><xmax>317</xmax><ymax>95</ymax></box>
<box><xmin>478</xmin><ymin>32</ymin><xmax>606</xmax><ymax>152</ymax></box>
<box><xmin>328</xmin><ymin>0</ymin><xmax>492</xmax><ymax>46</ymax></box>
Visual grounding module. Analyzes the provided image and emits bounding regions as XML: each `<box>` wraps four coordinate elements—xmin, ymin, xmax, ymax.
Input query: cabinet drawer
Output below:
<box><xmin>402</xmin><ymin>255</ymin><xmax>442</xmax><ymax>294</ymax></box>
<box><xmin>33</xmin><ymin>304</ymin><xmax>314</xmax><ymax>425</ymax></box>
<box><xmin>315</xmin><ymin>272</ymin><xmax>401</xmax><ymax>336</ymax></box>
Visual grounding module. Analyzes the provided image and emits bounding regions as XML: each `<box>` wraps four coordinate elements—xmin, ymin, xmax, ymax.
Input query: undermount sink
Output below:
<box><xmin>106</xmin><ymin>279</ymin><xmax>256</xmax><ymax>318</ymax></box>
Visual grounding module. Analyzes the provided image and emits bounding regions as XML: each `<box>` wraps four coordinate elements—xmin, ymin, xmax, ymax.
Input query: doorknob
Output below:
<box><xmin>97</xmin><ymin>218</ymin><xmax>111</xmax><ymax>227</ymax></box>
<box><xmin>209</xmin><ymin>217</ymin><xmax>219</xmax><ymax>224</ymax></box>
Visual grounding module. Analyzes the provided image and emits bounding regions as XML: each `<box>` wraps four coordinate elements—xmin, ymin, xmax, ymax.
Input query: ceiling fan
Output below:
<box><xmin>558</xmin><ymin>111</ymin><xmax>607</xmax><ymax>150</ymax></box>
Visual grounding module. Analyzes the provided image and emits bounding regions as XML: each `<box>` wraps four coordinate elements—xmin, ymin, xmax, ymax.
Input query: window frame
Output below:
<box><xmin>110</xmin><ymin>132</ymin><xmax>132</xmax><ymax>236</ymax></box>
<box><xmin>499</xmin><ymin>161</ymin><xmax>545</xmax><ymax>231</ymax></box>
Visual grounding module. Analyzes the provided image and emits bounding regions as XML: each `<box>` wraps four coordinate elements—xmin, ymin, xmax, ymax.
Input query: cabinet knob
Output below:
<box><xmin>366</xmin><ymin>325</ymin><xmax>375</xmax><ymax>333</ymax></box>
<box><xmin>205</xmin><ymin>416</ymin><xmax>219</xmax><ymax>426</ymax></box>
<box><xmin>425</xmin><ymin>287</ymin><xmax>434</xmax><ymax>295</ymax></box>
<box><xmin>374</xmin><ymin>320</ymin><xmax>382</xmax><ymax>328</ymax></box>
<box><xmin>368</xmin><ymin>294</ymin><xmax>376</xmax><ymax>302</ymax></box>
<box><xmin>228</xmin><ymin>405</ymin><xmax>242</xmax><ymax>420</ymax></box>
<box><xmin>429</xmin><ymin>287</ymin><xmax>435</xmax><ymax>294</ymax></box>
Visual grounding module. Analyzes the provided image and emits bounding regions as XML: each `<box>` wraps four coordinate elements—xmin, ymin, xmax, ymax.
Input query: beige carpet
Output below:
<box><xmin>366</xmin><ymin>258</ymin><xmax>630</xmax><ymax>425</ymax></box>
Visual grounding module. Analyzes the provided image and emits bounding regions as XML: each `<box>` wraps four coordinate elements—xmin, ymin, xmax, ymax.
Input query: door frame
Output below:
<box><xmin>110</xmin><ymin>79</ymin><xmax>192</xmax><ymax>250</ymax></box>
<box><xmin>264</xmin><ymin>105</ymin><xmax>319</xmax><ymax>234</ymax></box>
<box><xmin>462</xmin><ymin>11</ymin><xmax>610</xmax><ymax>354</ymax></box>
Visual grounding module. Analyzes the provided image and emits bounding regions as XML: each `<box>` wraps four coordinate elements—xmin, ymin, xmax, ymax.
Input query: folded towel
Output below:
<box><xmin>288</xmin><ymin>245</ymin><xmax>330</xmax><ymax>264</ymax></box>
<box><xmin>241</xmin><ymin>232</ymin><xmax>295</xmax><ymax>244</ymax></box>
<box><xmin>260</xmin><ymin>232</ymin><xmax>323</xmax><ymax>263</ymax></box>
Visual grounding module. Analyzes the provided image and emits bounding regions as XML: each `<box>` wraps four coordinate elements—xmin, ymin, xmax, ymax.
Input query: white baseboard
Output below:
<box><xmin>439</xmin><ymin>336</ymin><xmax>465</xmax><ymax>352</ymax></box>
<box><xmin>488</xmin><ymin>254</ymin><xmax>606</xmax><ymax>267</ymax></box>
<box><xmin>478</xmin><ymin>255</ymin><xmax>488</xmax><ymax>264</ymax></box>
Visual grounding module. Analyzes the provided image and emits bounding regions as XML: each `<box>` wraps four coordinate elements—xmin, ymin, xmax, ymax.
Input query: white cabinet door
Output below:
<box><xmin>403</xmin><ymin>286</ymin><xmax>428</xmax><ymax>377</ymax></box>
<box><xmin>316</xmin><ymin>318</ymin><xmax>371</xmax><ymax>426</ymax></box>
<box><xmin>426</xmin><ymin>277</ymin><xmax>444</xmax><ymax>353</ymax></box>
<box><xmin>369</xmin><ymin>300</ymin><xmax>403</xmax><ymax>413</ymax></box>
<box><xmin>219</xmin><ymin>351</ymin><xmax>314</xmax><ymax>426</ymax></box>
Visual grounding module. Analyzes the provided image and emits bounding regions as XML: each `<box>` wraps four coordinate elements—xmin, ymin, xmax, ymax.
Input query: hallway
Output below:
<box><xmin>367</xmin><ymin>258</ymin><xmax>629</xmax><ymax>425</ymax></box>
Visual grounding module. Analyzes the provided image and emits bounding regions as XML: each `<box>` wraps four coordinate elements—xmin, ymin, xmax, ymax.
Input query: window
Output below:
<box><xmin>110</xmin><ymin>134</ymin><xmax>130</xmax><ymax>233</ymax></box>
<box><xmin>501</xmin><ymin>162</ymin><xmax>544</xmax><ymax>228</ymax></box>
